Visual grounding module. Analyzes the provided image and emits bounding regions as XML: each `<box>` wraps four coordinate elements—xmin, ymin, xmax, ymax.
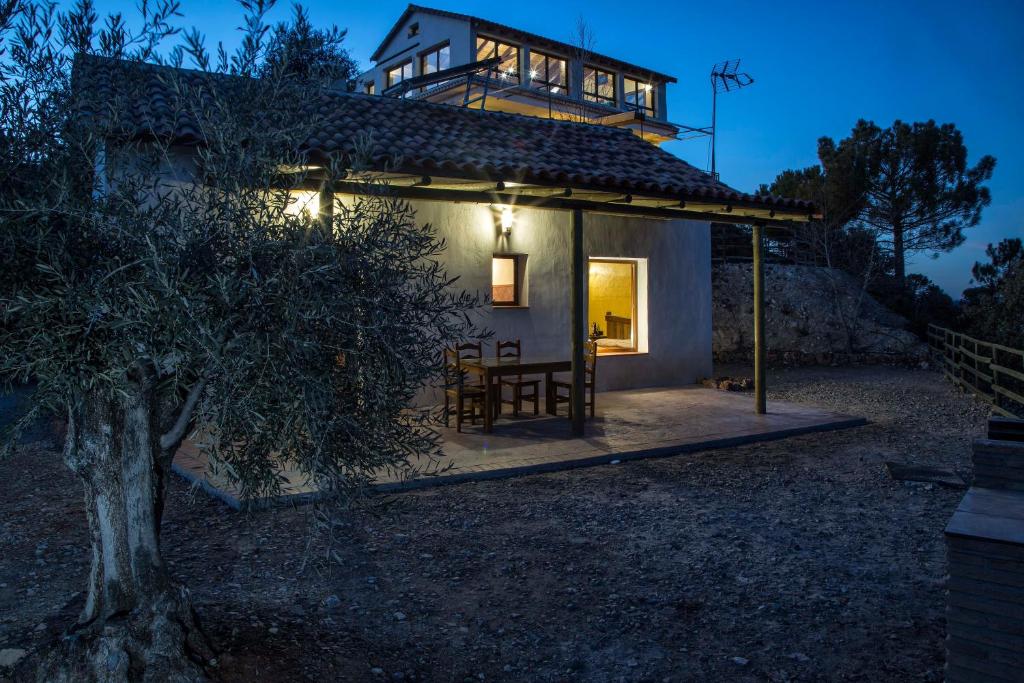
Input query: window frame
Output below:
<box><xmin>588</xmin><ymin>258</ymin><xmax>639</xmax><ymax>354</ymax></box>
<box><xmin>529</xmin><ymin>49</ymin><xmax>569</xmax><ymax>94</ymax></box>
<box><xmin>583</xmin><ymin>65</ymin><xmax>616</xmax><ymax>105</ymax></box>
<box><xmin>623</xmin><ymin>76</ymin><xmax>656</xmax><ymax>116</ymax></box>
<box><xmin>364</xmin><ymin>81</ymin><xmax>376</xmax><ymax>95</ymax></box>
<box><xmin>419</xmin><ymin>41</ymin><xmax>451</xmax><ymax>77</ymax></box>
<box><xmin>491</xmin><ymin>255</ymin><xmax>521</xmax><ymax>307</ymax></box>
<box><xmin>386</xmin><ymin>60</ymin><xmax>413</xmax><ymax>89</ymax></box>
<box><xmin>476</xmin><ymin>35</ymin><xmax>521</xmax><ymax>83</ymax></box>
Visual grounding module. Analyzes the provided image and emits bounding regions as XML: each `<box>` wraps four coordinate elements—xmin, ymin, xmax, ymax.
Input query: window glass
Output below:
<box><xmin>476</xmin><ymin>36</ymin><xmax>520</xmax><ymax>82</ymax></box>
<box><xmin>364</xmin><ymin>81</ymin><xmax>375</xmax><ymax>95</ymax></box>
<box><xmin>588</xmin><ymin>259</ymin><xmax>637</xmax><ymax>353</ymax></box>
<box><xmin>386</xmin><ymin>61</ymin><xmax>413</xmax><ymax>89</ymax></box>
<box><xmin>492</xmin><ymin>256</ymin><xmax>519</xmax><ymax>305</ymax></box>
<box><xmin>420</xmin><ymin>44</ymin><xmax>451</xmax><ymax>75</ymax></box>
<box><xmin>583</xmin><ymin>66</ymin><xmax>616</xmax><ymax>105</ymax></box>
<box><xmin>530</xmin><ymin>50</ymin><xmax>568</xmax><ymax>94</ymax></box>
<box><xmin>623</xmin><ymin>77</ymin><xmax>655</xmax><ymax>115</ymax></box>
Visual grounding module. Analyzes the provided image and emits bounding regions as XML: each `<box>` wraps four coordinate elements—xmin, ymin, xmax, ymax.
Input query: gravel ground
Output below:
<box><xmin>0</xmin><ymin>366</ymin><xmax>990</xmax><ymax>682</ymax></box>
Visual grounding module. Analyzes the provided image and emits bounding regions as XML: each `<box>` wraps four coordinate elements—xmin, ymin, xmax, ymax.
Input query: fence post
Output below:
<box><xmin>993</xmin><ymin>346</ymin><xmax>1001</xmax><ymax>415</ymax></box>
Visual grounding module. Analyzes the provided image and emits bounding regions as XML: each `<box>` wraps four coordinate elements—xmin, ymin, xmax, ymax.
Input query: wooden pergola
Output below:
<box><xmin>309</xmin><ymin>170</ymin><xmax>818</xmax><ymax>436</ymax></box>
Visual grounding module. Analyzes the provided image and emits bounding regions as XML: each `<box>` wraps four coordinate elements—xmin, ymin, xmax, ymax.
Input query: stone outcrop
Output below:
<box><xmin>713</xmin><ymin>263</ymin><xmax>928</xmax><ymax>365</ymax></box>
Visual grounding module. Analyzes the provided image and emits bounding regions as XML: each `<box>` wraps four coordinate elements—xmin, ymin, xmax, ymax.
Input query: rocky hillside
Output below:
<box><xmin>713</xmin><ymin>263</ymin><xmax>928</xmax><ymax>364</ymax></box>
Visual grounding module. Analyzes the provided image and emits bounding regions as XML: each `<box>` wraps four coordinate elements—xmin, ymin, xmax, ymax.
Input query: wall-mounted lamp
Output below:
<box><xmin>500</xmin><ymin>206</ymin><xmax>514</xmax><ymax>236</ymax></box>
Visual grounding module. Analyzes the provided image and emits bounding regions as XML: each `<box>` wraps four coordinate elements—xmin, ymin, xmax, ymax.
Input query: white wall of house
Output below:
<box><xmin>399</xmin><ymin>198</ymin><xmax>713</xmax><ymax>394</ymax></box>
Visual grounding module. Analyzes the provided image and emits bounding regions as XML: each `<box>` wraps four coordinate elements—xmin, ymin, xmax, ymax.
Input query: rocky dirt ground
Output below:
<box><xmin>0</xmin><ymin>366</ymin><xmax>990</xmax><ymax>682</ymax></box>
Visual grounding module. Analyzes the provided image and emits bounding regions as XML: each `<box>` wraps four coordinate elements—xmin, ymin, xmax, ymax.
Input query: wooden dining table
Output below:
<box><xmin>460</xmin><ymin>356</ymin><xmax>572</xmax><ymax>433</ymax></box>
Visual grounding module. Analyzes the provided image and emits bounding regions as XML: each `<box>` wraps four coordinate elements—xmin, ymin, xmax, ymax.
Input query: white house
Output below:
<box><xmin>75</xmin><ymin>32</ymin><xmax>814</xmax><ymax>434</ymax></box>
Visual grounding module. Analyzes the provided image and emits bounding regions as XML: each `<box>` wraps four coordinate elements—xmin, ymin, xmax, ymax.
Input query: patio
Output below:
<box><xmin>171</xmin><ymin>385</ymin><xmax>865</xmax><ymax>509</ymax></box>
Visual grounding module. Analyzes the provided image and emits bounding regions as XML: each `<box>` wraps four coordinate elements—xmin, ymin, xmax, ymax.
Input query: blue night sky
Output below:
<box><xmin>89</xmin><ymin>0</ymin><xmax>1024</xmax><ymax>296</ymax></box>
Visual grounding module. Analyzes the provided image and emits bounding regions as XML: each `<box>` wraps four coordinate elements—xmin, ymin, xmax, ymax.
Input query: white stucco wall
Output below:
<box><xmin>403</xmin><ymin>198</ymin><xmax>712</xmax><ymax>393</ymax></box>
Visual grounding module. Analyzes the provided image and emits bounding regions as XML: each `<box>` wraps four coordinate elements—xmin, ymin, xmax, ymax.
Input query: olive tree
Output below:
<box><xmin>0</xmin><ymin>1</ymin><xmax>480</xmax><ymax>679</ymax></box>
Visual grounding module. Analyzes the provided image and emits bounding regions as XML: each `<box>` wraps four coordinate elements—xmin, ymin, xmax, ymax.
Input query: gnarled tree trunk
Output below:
<box><xmin>39</xmin><ymin>370</ymin><xmax>212</xmax><ymax>682</ymax></box>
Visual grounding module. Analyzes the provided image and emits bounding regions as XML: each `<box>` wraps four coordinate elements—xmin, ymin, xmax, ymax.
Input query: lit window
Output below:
<box><xmin>386</xmin><ymin>61</ymin><xmax>413</xmax><ymax>89</ymax></box>
<box><xmin>492</xmin><ymin>255</ymin><xmax>521</xmax><ymax>306</ymax></box>
<box><xmin>529</xmin><ymin>50</ymin><xmax>567</xmax><ymax>94</ymax></box>
<box><xmin>420</xmin><ymin>43</ymin><xmax>451</xmax><ymax>75</ymax></box>
<box><xmin>419</xmin><ymin>43</ymin><xmax>451</xmax><ymax>91</ymax></box>
<box><xmin>588</xmin><ymin>259</ymin><xmax>637</xmax><ymax>353</ymax></box>
<box><xmin>623</xmin><ymin>77</ymin><xmax>655</xmax><ymax>115</ymax></box>
<box><xmin>364</xmin><ymin>81</ymin><xmax>375</xmax><ymax>95</ymax></box>
<box><xmin>476</xmin><ymin>36</ymin><xmax>520</xmax><ymax>83</ymax></box>
<box><xmin>583</xmin><ymin>66</ymin><xmax>616</xmax><ymax>105</ymax></box>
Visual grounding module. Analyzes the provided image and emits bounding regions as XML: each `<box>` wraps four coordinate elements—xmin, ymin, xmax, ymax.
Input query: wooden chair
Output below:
<box><xmin>443</xmin><ymin>341</ymin><xmax>487</xmax><ymax>432</ymax></box>
<box><xmin>551</xmin><ymin>341</ymin><xmax>598</xmax><ymax>419</ymax></box>
<box><xmin>496</xmin><ymin>339</ymin><xmax>540</xmax><ymax>417</ymax></box>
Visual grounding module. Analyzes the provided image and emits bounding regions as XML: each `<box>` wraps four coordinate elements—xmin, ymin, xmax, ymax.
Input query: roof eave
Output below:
<box><xmin>369</xmin><ymin>4</ymin><xmax>678</xmax><ymax>84</ymax></box>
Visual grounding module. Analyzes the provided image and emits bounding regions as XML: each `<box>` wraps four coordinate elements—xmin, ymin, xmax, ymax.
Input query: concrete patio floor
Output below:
<box><xmin>172</xmin><ymin>385</ymin><xmax>866</xmax><ymax>509</ymax></box>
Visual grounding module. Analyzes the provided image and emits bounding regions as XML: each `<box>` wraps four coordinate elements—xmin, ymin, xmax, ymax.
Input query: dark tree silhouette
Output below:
<box><xmin>962</xmin><ymin>237</ymin><xmax>1024</xmax><ymax>347</ymax></box>
<box><xmin>825</xmin><ymin>119</ymin><xmax>996</xmax><ymax>286</ymax></box>
<box><xmin>259</xmin><ymin>4</ymin><xmax>357</xmax><ymax>85</ymax></box>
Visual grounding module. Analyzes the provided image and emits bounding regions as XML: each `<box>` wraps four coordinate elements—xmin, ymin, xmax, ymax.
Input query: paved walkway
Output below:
<box><xmin>172</xmin><ymin>386</ymin><xmax>865</xmax><ymax>508</ymax></box>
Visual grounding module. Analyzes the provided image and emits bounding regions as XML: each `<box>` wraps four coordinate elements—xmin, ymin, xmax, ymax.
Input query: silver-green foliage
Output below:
<box><xmin>0</xmin><ymin>0</ymin><xmax>481</xmax><ymax>503</ymax></box>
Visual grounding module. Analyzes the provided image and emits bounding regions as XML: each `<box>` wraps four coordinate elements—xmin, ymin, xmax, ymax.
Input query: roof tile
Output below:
<box><xmin>73</xmin><ymin>55</ymin><xmax>812</xmax><ymax>212</ymax></box>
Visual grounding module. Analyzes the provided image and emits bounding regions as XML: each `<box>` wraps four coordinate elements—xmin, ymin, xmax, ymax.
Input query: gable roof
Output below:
<box><xmin>370</xmin><ymin>4</ymin><xmax>678</xmax><ymax>84</ymax></box>
<box><xmin>72</xmin><ymin>55</ymin><xmax>811</xmax><ymax>213</ymax></box>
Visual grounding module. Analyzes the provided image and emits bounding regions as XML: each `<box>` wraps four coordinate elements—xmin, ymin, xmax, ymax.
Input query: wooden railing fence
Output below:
<box><xmin>927</xmin><ymin>323</ymin><xmax>1024</xmax><ymax>419</ymax></box>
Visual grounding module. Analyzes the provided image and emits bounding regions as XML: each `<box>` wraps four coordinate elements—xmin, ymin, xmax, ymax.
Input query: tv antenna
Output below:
<box><xmin>709</xmin><ymin>59</ymin><xmax>754</xmax><ymax>179</ymax></box>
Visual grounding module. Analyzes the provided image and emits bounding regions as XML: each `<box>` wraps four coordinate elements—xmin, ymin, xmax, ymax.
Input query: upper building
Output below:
<box><xmin>357</xmin><ymin>4</ymin><xmax>682</xmax><ymax>144</ymax></box>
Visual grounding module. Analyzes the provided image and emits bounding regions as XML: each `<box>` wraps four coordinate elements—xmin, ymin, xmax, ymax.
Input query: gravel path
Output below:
<box><xmin>0</xmin><ymin>366</ymin><xmax>989</xmax><ymax>682</ymax></box>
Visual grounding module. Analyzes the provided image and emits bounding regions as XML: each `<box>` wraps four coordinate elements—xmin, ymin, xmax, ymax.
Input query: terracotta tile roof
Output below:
<box><xmin>371</xmin><ymin>4</ymin><xmax>678</xmax><ymax>84</ymax></box>
<box><xmin>73</xmin><ymin>55</ymin><xmax>813</xmax><ymax>212</ymax></box>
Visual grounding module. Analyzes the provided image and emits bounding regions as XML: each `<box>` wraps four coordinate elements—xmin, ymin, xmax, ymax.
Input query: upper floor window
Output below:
<box><xmin>386</xmin><ymin>61</ymin><xmax>413</xmax><ymax>89</ymax></box>
<box><xmin>624</xmin><ymin>77</ymin><xmax>655</xmax><ymax>115</ymax></box>
<box><xmin>529</xmin><ymin>50</ymin><xmax>567</xmax><ymax>94</ymax></box>
<box><xmin>420</xmin><ymin>43</ymin><xmax>451</xmax><ymax>76</ymax></box>
<box><xmin>583</xmin><ymin>66</ymin><xmax>616</xmax><ymax>105</ymax></box>
<box><xmin>476</xmin><ymin>36</ymin><xmax>520</xmax><ymax>83</ymax></box>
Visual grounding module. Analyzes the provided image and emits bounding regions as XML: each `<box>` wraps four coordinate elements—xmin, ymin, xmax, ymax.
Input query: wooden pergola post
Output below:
<box><xmin>570</xmin><ymin>208</ymin><xmax>586</xmax><ymax>436</ymax></box>
<box><xmin>752</xmin><ymin>223</ymin><xmax>766</xmax><ymax>414</ymax></box>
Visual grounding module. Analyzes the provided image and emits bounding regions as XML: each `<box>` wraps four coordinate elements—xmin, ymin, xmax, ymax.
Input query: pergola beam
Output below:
<box><xmin>570</xmin><ymin>208</ymin><xmax>586</xmax><ymax>436</ymax></box>
<box><xmin>298</xmin><ymin>167</ymin><xmax>817</xmax><ymax>224</ymax></box>
<box><xmin>325</xmin><ymin>181</ymin><xmax>811</xmax><ymax>227</ymax></box>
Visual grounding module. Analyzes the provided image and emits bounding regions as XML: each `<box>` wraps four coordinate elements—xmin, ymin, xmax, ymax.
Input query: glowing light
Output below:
<box><xmin>643</xmin><ymin>83</ymin><xmax>652</xmax><ymax>92</ymax></box>
<box><xmin>500</xmin><ymin>206</ymin><xmax>514</xmax><ymax>235</ymax></box>
<box><xmin>285</xmin><ymin>191</ymin><xmax>320</xmax><ymax>217</ymax></box>
<box><xmin>529</xmin><ymin>69</ymin><xmax>538</xmax><ymax>80</ymax></box>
